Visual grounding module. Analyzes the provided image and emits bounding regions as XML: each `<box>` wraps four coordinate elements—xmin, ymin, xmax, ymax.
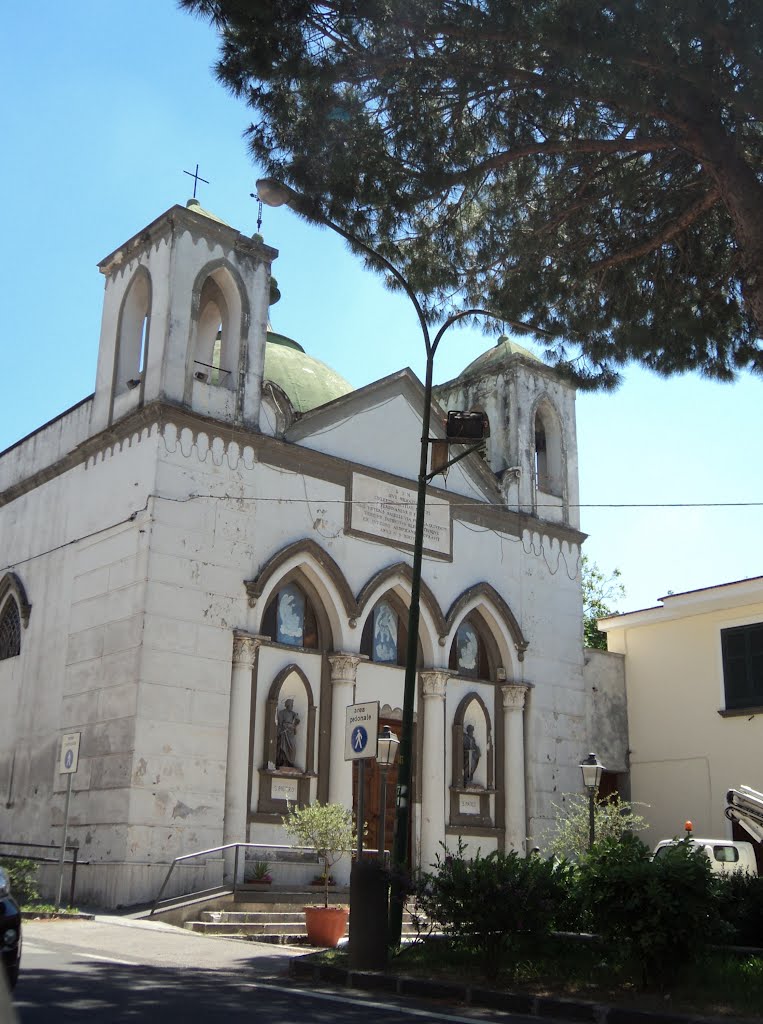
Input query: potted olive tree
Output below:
<box><xmin>283</xmin><ymin>801</ymin><xmax>355</xmax><ymax>947</ymax></box>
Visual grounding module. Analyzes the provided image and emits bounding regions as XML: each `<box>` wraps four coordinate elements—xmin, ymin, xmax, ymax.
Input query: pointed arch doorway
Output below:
<box><xmin>352</xmin><ymin>716</ymin><xmax>411</xmax><ymax>861</ymax></box>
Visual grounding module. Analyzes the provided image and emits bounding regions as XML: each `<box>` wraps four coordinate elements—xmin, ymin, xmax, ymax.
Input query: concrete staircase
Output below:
<box><xmin>182</xmin><ymin>887</ymin><xmax>421</xmax><ymax>944</ymax></box>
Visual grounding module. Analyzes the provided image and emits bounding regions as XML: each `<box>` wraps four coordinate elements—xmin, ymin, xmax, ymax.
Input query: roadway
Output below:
<box><xmin>11</xmin><ymin>917</ymin><xmax>541</xmax><ymax>1024</ymax></box>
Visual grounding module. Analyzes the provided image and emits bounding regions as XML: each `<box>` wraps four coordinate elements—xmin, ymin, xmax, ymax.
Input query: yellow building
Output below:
<box><xmin>600</xmin><ymin>577</ymin><xmax>763</xmax><ymax>868</ymax></box>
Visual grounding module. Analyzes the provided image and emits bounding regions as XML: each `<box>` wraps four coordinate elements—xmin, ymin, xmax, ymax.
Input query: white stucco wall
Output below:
<box><xmin>0</xmin><ymin>203</ymin><xmax>600</xmax><ymax>907</ymax></box>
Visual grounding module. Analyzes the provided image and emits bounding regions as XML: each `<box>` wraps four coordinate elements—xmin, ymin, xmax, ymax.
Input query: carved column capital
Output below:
<box><xmin>501</xmin><ymin>682</ymin><xmax>530</xmax><ymax>711</ymax></box>
<box><xmin>327</xmin><ymin>652</ymin><xmax>363</xmax><ymax>684</ymax></box>
<box><xmin>421</xmin><ymin>670</ymin><xmax>450</xmax><ymax>699</ymax></box>
<box><xmin>232</xmin><ymin>631</ymin><xmax>264</xmax><ymax>667</ymax></box>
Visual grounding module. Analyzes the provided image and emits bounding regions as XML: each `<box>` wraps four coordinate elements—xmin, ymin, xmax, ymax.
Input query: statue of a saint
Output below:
<box><xmin>276</xmin><ymin>698</ymin><xmax>300</xmax><ymax>768</ymax></box>
<box><xmin>463</xmin><ymin>724</ymin><xmax>481</xmax><ymax>786</ymax></box>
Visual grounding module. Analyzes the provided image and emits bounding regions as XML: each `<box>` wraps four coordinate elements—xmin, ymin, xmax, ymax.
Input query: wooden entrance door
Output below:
<box><xmin>352</xmin><ymin>718</ymin><xmax>402</xmax><ymax>858</ymax></box>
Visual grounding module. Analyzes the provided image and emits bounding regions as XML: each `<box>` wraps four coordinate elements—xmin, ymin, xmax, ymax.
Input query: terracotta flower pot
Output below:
<box><xmin>304</xmin><ymin>905</ymin><xmax>348</xmax><ymax>947</ymax></box>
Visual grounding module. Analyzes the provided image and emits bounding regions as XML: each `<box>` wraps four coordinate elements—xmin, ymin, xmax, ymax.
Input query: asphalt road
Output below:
<box><xmin>11</xmin><ymin>918</ymin><xmax>540</xmax><ymax>1024</ymax></box>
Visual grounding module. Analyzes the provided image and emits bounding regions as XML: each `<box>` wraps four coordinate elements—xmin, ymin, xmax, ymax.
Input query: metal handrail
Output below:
<box><xmin>0</xmin><ymin>841</ymin><xmax>82</xmax><ymax>908</ymax></box>
<box><xmin>149</xmin><ymin>842</ymin><xmax>319</xmax><ymax>916</ymax></box>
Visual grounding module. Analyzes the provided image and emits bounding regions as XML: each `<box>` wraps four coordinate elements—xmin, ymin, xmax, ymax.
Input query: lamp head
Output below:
<box><xmin>377</xmin><ymin>725</ymin><xmax>400</xmax><ymax>768</ymax></box>
<box><xmin>580</xmin><ymin>751</ymin><xmax>605</xmax><ymax>792</ymax></box>
<box><xmin>256</xmin><ymin>177</ymin><xmax>292</xmax><ymax>208</ymax></box>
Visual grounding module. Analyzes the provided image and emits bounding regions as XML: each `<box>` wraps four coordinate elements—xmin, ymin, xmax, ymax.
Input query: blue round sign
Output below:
<box><xmin>351</xmin><ymin>726</ymin><xmax>368</xmax><ymax>752</ymax></box>
<box><xmin>64</xmin><ymin>749</ymin><xmax>74</xmax><ymax>769</ymax></box>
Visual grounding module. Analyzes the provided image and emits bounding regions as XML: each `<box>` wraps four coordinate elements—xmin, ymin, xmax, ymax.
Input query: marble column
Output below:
<box><xmin>419</xmin><ymin>670</ymin><xmax>450</xmax><ymax>871</ymax></box>
<box><xmin>224</xmin><ymin>632</ymin><xmax>261</xmax><ymax>881</ymax></box>
<box><xmin>327</xmin><ymin>653</ymin><xmax>362</xmax><ymax>809</ymax></box>
<box><xmin>501</xmin><ymin>683</ymin><xmax>530</xmax><ymax>854</ymax></box>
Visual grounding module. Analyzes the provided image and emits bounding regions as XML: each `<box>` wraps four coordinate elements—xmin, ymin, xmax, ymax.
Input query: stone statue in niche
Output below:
<box><xmin>463</xmin><ymin>724</ymin><xmax>481</xmax><ymax>786</ymax></box>
<box><xmin>276</xmin><ymin>698</ymin><xmax>300</xmax><ymax>769</ymax></box>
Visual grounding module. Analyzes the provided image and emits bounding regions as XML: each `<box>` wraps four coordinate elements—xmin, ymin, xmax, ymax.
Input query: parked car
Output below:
<box><xmin>0</xmin><ymin>868</ymin><xmax>22</xmax><ymax>989</ymax></box>
<box><xmin>653</xmin><ymin>837</ymin><xmax>758</xmax><ymax>876</ymax></box>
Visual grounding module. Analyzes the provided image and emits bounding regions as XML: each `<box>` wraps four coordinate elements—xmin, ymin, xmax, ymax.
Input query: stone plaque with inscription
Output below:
<box><xmin>349</xmin><ymin>473</ymin><xmax>451</xmax><ymax>557</ymax></box>
<box><xmin>459</xmin><ymin>793</ymin><xmax>481</xmax><ymax>816</ymax></box>
<box><xmin>272</xmin><ymin>778</ymin><xmax>299</xmax><ymax>803</ymax></box>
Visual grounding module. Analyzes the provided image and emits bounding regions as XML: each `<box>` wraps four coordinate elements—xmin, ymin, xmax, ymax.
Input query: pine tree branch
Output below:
<box><xmin>591</xmin><ymin>188</ymin><xmax>721</xmax><ymax>272</ymax></box>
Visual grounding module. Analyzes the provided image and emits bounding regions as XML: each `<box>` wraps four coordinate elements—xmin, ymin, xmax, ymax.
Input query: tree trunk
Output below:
<box><xmin>690</xmin><ymin>117</ymin><xmax>763</xmax><ymax>344</ymax></box>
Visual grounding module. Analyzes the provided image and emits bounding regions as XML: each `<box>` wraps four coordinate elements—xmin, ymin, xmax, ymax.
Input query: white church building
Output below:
<box><xmin>0</xmin><ymin>199</ymin><xmax>624</xmax><ymax>907</ymax></box>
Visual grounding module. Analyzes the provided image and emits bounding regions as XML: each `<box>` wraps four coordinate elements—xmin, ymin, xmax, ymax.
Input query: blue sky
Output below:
<box><xmin>2</xmin><ymin>1</ymin><xmax>761</xmax><ymax>612</ymax></box>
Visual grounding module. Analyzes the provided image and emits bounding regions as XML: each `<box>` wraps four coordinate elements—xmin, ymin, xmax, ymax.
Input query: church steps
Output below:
<box><xmin>183</xmin><ymin>904</ymin><xmax>421</xmax><ymax>941</ymax></box>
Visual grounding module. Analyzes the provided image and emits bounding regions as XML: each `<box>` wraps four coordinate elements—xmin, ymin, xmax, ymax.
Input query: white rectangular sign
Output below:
<box><xmin>344</xmin><ymin>702</ymin><xmax>379</xmax><ymax>761</ymax></box>
<box><xmin>350</xmin><ymin>473</ymin><xmax>451</xmax><ymax>557</ymax></box>
<box><xmin>59</xmin><ymin>732</ymin><xmax>81</xmax><ymax>775</ymax></box>
<box><xmin>272</xmin><ymin>778</ymin><xmax>299</xmax><ymax>803</ymax></box>
<box><xmin>459</xmin><ymin>793</ymin><xmax>481</xmax><ymax>816</ymax></box>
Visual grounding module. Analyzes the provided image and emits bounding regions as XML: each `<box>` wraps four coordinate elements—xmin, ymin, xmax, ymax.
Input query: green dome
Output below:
<box><xmin>265</xmin><ymin>331</ymin><xmax>353</xmax><ymax>413</ymax></box>
<box><xmin>459</xmin><ymin>335</ymin><xmax>542</xmax><ymax>379</ymax></box>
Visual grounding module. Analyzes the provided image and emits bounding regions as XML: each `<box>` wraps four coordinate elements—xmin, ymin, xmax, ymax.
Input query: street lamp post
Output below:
<box><xmin>257</xmin><ymin>178</ymin><xmax>501</xmax><ymax>946</ymax></box>
<box><xmin>580</xmin><ymin>752</ymin><xmax>605</xmax><ymax>850</ymax></box>
<box><xmin>376</xmin><ymin>726</ymin><xmax>400</xmax><ymax>864</ymax></box>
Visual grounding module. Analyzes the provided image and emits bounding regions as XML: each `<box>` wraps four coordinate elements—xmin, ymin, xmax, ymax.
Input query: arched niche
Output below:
<box><xmin>532</xmin><ymin>395</ymin><xmax>565</xmax><ymax>499</ymax></box>
<box><xmin>356</xmin><ymin>561</ymin><xmax>444</xmax><ymax>666</ymax></box>
<box><xmin>448</xmin><ymin>612</ymin><xmax>498</xmax><ymax>682</ymax></box>
<box><xmin>257</xmin><ymin>664</ymin><xmax>317</xmax><ymax>815</ymax></box>
<box><xmin>189</xmin><ymin>261</ymin><xmax>248</xmax><ymax>393</ymax></box>
<box><xmin>450</xmin><ymin>691</ymin><xmax>494</xmax><ymax>827</ymax></box>
<box><xmin>258</xmin><ymin>569</ymin><xmax>336</xmax><ymax>653</ymax></box>
<box><xmin>114</xmin><ymin>267</ymin><xmax>151</xmax><ymax>396</ymax></box>
<box><xmin>359</xmin><ymin>589</ymin><xmax>425</xmax><ymax>668</ymax></box>
<box><xmin>444</xmin><ymin>582</ymin><xmax>528</xmax><ymax>667</ymax></box>
<box><xmin>245</xmin><ymin>538</ymin><xmax>353</xmax><ymax>650</ymax></box>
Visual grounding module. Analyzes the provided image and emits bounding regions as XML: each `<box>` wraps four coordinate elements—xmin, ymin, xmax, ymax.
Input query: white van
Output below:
<box><xmin>652</xmin><ymin>837</ymin><xmax>758</xmax><ymax>876</ymax></box>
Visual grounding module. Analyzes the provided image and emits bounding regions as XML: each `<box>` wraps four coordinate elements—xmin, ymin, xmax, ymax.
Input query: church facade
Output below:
<box><xmin>0</xmin><ymin>200</ymin><xmax>620</xmax><ymax>908</ymax></box>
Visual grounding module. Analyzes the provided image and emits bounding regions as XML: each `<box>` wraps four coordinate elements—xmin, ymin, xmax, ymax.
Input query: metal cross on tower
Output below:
<box><xmin>183</xmin><ymin>163</ymin><xmax>209</xmax><ymax>199</ymax></box>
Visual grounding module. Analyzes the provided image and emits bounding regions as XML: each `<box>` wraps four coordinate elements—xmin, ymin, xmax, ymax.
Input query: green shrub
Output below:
<box><xmin>544</xmin><ymin>793</ymin><xmax>649</xmax><ymax>863</ymax></box>
<box><xmin>578</xmin><ymin>834</ymin><xmax>721</xmax><ymax>986</ymax></box>
<box><xmin>413</xmin><ymin>841</ymin><xmax>572</xmax><ymax>979</ymax></box>
<box><xmin>0</xmin><ymin>858</ymin><xmax>39</xmax><ymax>906</ymax></box>
<box><xmin>715</xmin><ymin>870</ymin><xmax>763</xmax><ymax>947</ymax></box>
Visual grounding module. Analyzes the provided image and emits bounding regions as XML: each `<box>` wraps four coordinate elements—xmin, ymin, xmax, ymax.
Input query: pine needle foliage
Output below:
<box><xmin>182</xmin><ymin>0</ymin><xmax>763</xmax><ymax>387</ymax></box>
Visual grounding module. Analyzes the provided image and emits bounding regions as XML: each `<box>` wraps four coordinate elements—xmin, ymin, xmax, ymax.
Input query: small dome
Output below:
<box><xmin>185</xmin><ymin>197</ymin><xmax>231</xmax><ymax>227</ymax></box>
<box><xmin>265</xmin><ymin>331</ymin><xmax>353</xmax><ymax>413</ymax></box>
<box><xmin>459</xmin><ymin>335</ymin><xmax>542</xmax><ymax>379</ymax></box>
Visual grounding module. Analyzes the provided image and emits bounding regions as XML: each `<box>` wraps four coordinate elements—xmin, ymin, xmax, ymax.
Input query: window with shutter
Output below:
<box><xmin>721</xmin><ymin>622</ymin><xmax>763</xmax><ymax>710</ymax></box>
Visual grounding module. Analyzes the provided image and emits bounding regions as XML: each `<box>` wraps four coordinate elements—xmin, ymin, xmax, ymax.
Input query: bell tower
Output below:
<box><xmin>90</xmin><ymin>199</ymin><xmax>278</xmax><ymax>434</ymax></box>
<box><xmin>435</xmin><ymin>337</ymin><xmax>580</xmax><ymax>529</ymax></box>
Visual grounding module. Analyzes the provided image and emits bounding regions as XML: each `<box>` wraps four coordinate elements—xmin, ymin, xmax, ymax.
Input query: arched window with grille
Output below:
<box><xmin>0</xmin><ymin>573</ymin><xmax>30</xmax><ymax>661</ymax></box>
<box><xmin>0</xmin><ymin>598</ymin><xmax>21</xmax><ymax>660</ymax></box>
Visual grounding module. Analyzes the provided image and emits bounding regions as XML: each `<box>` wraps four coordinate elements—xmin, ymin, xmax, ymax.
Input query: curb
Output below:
<box><xmin>21</xmin><ymin>912</ymin><xmax>95</xmax><ymax>921</ymax></box>
<box><xmin>289</xmin><ymin>957</ymin><xmax>753</xmax><ymax>1024</ymax></box>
